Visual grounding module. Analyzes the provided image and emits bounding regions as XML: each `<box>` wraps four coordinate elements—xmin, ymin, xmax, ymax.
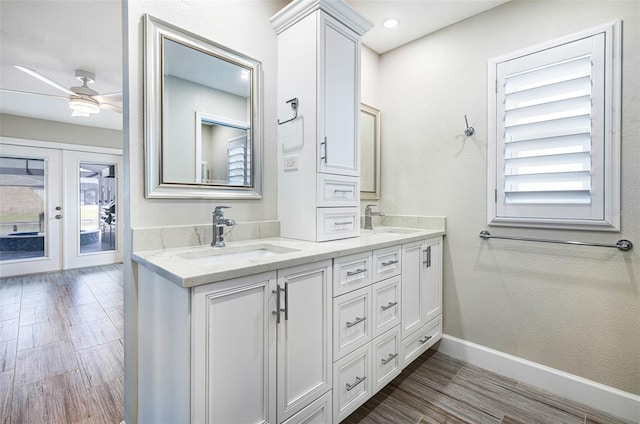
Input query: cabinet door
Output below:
<box><xmin>318</xmin><ymin>14</ymin><xmax>360</xmax><ymax>177</ymax></box>
<box><xmin>192</xmin><ymin>272</ymin><xmax>277</xmax><ymax>424</ymax></box>
<box><xmin>401</xmin><ymin>240</ymin><xmax>426</xmax><ymax>339</ymax></box>
<box><xmin>277</xmin><ymin>260</ymin><xmax>333</xmax><ymax>422</ymax></box>
<box><xmin>422</xmin><ymin>237</ymin><xmax>442</xmax><ymax>324</ymax></box>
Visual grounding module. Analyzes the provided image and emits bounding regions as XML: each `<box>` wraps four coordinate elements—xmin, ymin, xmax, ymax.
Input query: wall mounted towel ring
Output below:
<box><xmin>464</xmin><ymin>115</ymin><xmax>475</xmax><ymax>136</ymax></box>
<box><xmin>278</xmin><ymin>97</ymin><xmax>298</xmax><ymax>125</ymax></box>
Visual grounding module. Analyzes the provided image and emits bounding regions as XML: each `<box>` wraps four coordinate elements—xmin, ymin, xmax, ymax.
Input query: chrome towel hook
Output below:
<box><xmin>464</xmin><ymin>115</ymin><xmax>475</xmax><ymax>137</ymax></box>
<box><xmin>278</xmin><ymin>97</ymin><xmax>298</xmax><ymax>125</ymax></box>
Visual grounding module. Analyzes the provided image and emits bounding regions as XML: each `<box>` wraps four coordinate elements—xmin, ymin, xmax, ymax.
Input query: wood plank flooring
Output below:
<box><xmin>344</xmin><ymin>349</ymin><xmax>635</xmax><ymax>424</ymax></box>
<box><xmin>0</xmin><ymin>264</ymin><xmax>124</xmax><ymax>424</ymax></box>
<box><xmin>1</xmin><ymin>264</ymin><xmax>634</xmax><ymax>424</ymax></box>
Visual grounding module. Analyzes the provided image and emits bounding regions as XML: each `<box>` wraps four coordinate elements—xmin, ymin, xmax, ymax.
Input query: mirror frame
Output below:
<box><xmin>144</xmin><ymin>14</ymin><xmax>263</xmax><ymax>199</ymax></box>
<box><xmin>360</xmin><ymin>103</ymin><xmax>381</xmax><ymax>200</ymax></box>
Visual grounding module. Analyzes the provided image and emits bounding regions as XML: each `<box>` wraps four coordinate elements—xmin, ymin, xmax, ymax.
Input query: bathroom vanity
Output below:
<box><xmin>133</xmin><ymin>227</ymin><xmax>444</xmax><ymax>423</ymax></box>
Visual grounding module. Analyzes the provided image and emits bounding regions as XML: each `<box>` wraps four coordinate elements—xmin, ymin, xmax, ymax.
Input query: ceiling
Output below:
<box><xmin>0</xmin><ymin>0</ymin><xmax>508</xmax><ymax>132</ymax></box>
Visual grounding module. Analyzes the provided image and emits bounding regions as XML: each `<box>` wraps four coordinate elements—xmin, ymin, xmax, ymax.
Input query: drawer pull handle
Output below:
<box><xmin>381</xmin><ymin>260</ymin><xmax>398</xmax><ymax>267</ymax></box>
<box><xmin>346</xmin><ymin>316</ymin><xmax>366</xmax><ymax>328</ymax></box>
<box><xmin>334</xmin><ymin>221</ymin><xmax>352</xmax><ymax>226</ymax></box>
<box><xmin>347</xmin><ymin>268</ymin><xmax>367</xmax><ymax>277</ymax></box>
<box><xmin>419</xmin><ymin>335</ymin><xmax>433</xmax><ymax>344</ymax></box>
<box><xmin>334</xmin><ymin>189</ymin><xmax>352</xmax><ymax>194</ymax></box>
<box><xmin>380</xmin><ymin>301</ymin><xmax>398</xmax><ymax>311</ymax></box>
<box><xmin>381</xmin><ymin>353</ymin><xmax>398</xmax><ymax>365</ymax></box>
<box><xmin>346</xmin><ymin>376</ymin><xmax>366</xmax><ymax>391</ymax></box>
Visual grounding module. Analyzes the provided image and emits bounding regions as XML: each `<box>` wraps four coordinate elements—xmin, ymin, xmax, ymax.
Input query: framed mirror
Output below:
<box><xmin>360</xmin><ymin>104</ymin><xmax>380</xmax><ymax>200</ymax></box>
<box><xmin>144</xmin><ymin>15</ymin><xmax>262</xmax><ymax>199</ymax></box>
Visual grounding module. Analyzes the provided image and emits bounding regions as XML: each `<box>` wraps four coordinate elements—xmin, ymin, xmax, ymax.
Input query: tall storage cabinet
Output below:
<box><xmin>271</xmin><ymin>0</ymin><xmax>373</xmax><ymax>242</ymax></box>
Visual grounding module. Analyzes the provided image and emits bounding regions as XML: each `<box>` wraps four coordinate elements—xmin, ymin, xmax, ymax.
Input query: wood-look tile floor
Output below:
<box><xmin>0</xmin><ymin>264</ymin><xmax>124</xmax><ymax>424</ymax></box>
<box><xmin>1</xmin><ymin>264</ymin><xmax>634</xmax><ymax>424</ymax></box>
<box><xmin>345</xmin><ymin>349</ymin><xmax>634</xmax><ymax>424</ymax></box>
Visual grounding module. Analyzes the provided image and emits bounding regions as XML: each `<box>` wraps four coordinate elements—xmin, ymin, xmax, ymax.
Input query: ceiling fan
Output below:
<box><xmin>2</xmin><ymin>66</ymin><xmax>122</xmax><ymax>116</ymax></box>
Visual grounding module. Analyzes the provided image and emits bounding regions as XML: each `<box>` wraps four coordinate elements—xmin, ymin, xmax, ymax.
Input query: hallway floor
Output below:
<box><xmin>0</xmin><ymin>264</ymin><xmax>124</xmax><ymax>424</ymax></box>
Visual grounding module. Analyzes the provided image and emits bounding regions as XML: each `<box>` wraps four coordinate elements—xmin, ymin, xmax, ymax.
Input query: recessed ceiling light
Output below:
<box><xmin>383</xmin><ymin>19</ymin><xmax>399</xmax><ymax>29</ymax></box>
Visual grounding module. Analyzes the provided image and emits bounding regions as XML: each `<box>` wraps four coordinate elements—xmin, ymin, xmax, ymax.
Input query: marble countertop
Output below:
<box><xmin>132</xmin><ymin>227</ymin><xmax>445</xmax><ymax>288</ymax></box>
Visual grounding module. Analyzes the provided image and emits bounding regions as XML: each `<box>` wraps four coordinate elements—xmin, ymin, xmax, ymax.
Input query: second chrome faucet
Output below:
<box><xmin>364</xmin><ymin>204</ymin><xmax>385</xmax><ymax>230</ymax></box>
<box><xmin>212</xmin><ymin>206</ymin><xmax>236</xmax><ymax>247</ymax></box>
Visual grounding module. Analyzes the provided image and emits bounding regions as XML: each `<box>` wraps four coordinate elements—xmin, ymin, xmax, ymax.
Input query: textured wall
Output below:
<box><xmin>377</xmin><ymin>0</ymin><xmax>640</xmax><ymax>395</ymax></box>
<box><xmin>127</xmin><ymin>1</ymin><xmax>286</xmax><ymax>229</ymax></box>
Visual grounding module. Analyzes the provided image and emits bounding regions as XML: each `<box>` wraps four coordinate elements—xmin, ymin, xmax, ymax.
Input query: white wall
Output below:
<box><xmin>0</xmin><ymin>113</ymin><xmax>122</xmax><ymax>149</ymax></box>
<box><xmin>378</xmin><ymin>0</ymin><xmax>639</xmax><ymax>395</ymax></box>
<box><xmin>163</xmin><ymin>76</ymin><xmax>248</xmax><ymax>182</ymax></box>
<box><xmin>127</xmin><ymin>0</ymin><xmax>285</xmax><ymax>229</ymax></box>
<box><xmin>361</xmin><ymin>45</ymin><xmax>380</xmax><ymax>108</ymax></box>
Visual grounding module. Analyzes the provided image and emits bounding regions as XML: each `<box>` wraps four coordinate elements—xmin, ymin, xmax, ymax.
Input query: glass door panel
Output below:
<box><xmin>64</xmin><ymin>151</ymin><xmax>122</xmax><ymax>269</ymax></box>
<box><xmin>0</xmin><ymin>143</ymin><xmax>62</xmax><ymax>277</ymax></box>
<box><xmin>79</xmin><ymin>162</ymin><xmax>117</xmax><ymax>254</ymax></box>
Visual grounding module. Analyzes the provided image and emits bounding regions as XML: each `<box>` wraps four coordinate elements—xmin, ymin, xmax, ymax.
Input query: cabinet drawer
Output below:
<box><xmin>333</xmin><ymin>343</ymin><xmax>372</xmax><ymax>423</ymax></box>
<box><xmin>317</xmin><ymin>207</ymin><xmax>359</xmax><ymax>242</ymax></box>
<box><xmin>401</xmin><ymin>315</ymin><xmax>442</xmax><ymax>370</ymax></box>
<box><xmin>372</xmin><ymin>276</ymin><xmax>401</xmax><ymax>338</ymax></box>
<box><xmin>333</xmin><ymin>286</ymin><xmax>372</xmax><ymax>360</ymax></box>
<box><xmin>282</xmin><ymin>391</ymin><xmax>332</xmax><ymax>424</ymax></box>
<box><xmin>372</xmin><ymin>246</ymin><xmax>401</xmax><ymax>282</ymax></box>
<box><xmin>371</xmin><ymin>326</ymin><xmax>401</xmax><ymax>395</ymax></box>
<box><xmin>333</xmin><ymin>251</ymin><xmax>373</xmax><ymax>297</ymax></box>
<box><xmin>317</xmin><ymin>174</ymin><xmax>359</xmax><ymax>207</ymax></box>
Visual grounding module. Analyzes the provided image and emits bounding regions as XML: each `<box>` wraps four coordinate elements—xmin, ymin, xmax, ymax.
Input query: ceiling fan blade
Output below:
<box><xmin>0</xmin><ymin>88</ymin><xmax>68</xmax><ymax>100</ymax></box>
<box><xmin>100</xmin><ymin>103</ymin><xmax>122</xmax><ymax>114</ymax></box>
<box><xmin>93</xmin><ymin>92</ymin><xmax>122</xmax><ymax>102</ymax></box>
<box><xmin>14</xmin><ymin>65</ymin><xmax>76</xmax><ymax>96</ymax></box>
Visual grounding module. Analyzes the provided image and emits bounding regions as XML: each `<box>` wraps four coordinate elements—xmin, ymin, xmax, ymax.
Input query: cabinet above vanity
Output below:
<box><xmin>272</xmin><ymin>0</ymin><xmax>373</xmax><ymax>242</ymax></box>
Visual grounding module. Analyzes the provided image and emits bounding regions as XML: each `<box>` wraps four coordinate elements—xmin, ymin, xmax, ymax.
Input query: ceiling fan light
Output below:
<box><xmin>69</xmin><ymin>97</ymin><xmax>100</xmax><ymax>114</ymax></box>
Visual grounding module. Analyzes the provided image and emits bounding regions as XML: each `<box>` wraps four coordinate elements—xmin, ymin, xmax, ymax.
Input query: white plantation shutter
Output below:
<box><xmin>227</xmin><ymin>135</ymin><xmax>250</xmax><ymax>185</ymax></box>
<box><xmin>488</xmin><ymin>22</ymin><xmax>620</xmax><ymax>230</ymax></box>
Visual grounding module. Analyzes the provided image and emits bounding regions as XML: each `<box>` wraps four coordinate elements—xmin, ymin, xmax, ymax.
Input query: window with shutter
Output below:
<box><xmin>487</xmin><ymin>21</ymin><xmax>621</xmax><ymax>231</ymax></box>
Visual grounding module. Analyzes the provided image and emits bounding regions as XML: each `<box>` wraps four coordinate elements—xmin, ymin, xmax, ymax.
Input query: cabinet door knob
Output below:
<box><xmin>55</xmin><ymin>214</ymin><xmax>62</xmax><ymax>219</ymax></box>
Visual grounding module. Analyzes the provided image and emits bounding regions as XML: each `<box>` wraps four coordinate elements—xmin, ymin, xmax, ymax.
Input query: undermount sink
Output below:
<box><xmin>177</xmin><ymin>244</ymin><xmax>299</xmax><ymax>266</ymax></box>
<box><xmin>369</xmin><ymin>227</ymin><xmax>418</xmax><ymax>235</ymax></box>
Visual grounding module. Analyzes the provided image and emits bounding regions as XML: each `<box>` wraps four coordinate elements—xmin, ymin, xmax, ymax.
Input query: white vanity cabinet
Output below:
<box><xmin>331</xmin><ymin>244</ymin><xmax>404</xmax><ymax>422</ymax></box>
<box><xmin>272</xmin><ymin>0</ymin><xmax>372</xmax><ymax>242</ymax></box>
<box><xmin>400</xmin><ymin>237</ymin><xmax>443</xmax><ymax>369</ymax></box>
<box><xmin>136</xmin><ymin>229</ymin><xmax>444</xmax><ymax>424</ymax></box>
<box><xmin>192</xmin><ymin>272</ymin><xmax>277</xmax><ymax>424</ymax></box>
<box><xmin>277</xmin><ymin>260</ymin><xmax>334</xmax><ymax>423</ymax></box>
<box><xmin>139</xmin><ymin>259</ymin><xmax>332</xmax><ymax>424</ymax></box>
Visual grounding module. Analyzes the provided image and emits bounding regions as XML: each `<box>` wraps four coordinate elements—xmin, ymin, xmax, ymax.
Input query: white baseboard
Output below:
<box><xmin>437</xmin><ymin>334</ymin><xmax>640</xmax><ymax>423</ymax></box>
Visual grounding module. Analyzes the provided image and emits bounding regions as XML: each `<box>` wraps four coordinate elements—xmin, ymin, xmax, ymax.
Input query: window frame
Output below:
<box><xmin>487</xmin><ymin>20</ymin><xmax>621</xmax><ymax>231</ymax></box>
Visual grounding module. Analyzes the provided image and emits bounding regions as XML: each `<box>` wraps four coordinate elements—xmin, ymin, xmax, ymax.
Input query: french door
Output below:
<box><xmin>0</xmin><ymin>141</ymin><xmax>123</xmax><ymax>277</ymax></box>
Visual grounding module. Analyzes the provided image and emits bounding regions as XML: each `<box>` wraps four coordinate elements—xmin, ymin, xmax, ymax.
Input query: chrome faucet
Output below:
<box><xmin>364</xmin><ymin>204</ymin><xmax>385</xmax><ymax>230</ymax></box>
<box><xmin>211</xmin><ymin>206</ymin><xmax>236</xmax><ymax>247</ymax></box>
